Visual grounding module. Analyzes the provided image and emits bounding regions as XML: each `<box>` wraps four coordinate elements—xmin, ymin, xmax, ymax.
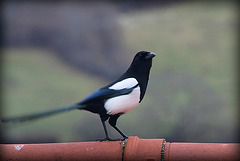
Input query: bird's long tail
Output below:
<box><xmin>1</xmin><ymin>104</ymin><xmax>86</xmax><ymax>124</ymax></box>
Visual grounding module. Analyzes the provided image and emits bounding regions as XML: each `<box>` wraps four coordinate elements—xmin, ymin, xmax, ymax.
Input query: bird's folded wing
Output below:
<box><xmin>79</xmin><ymin>84</ymin><xmax>139</xmax><ymax>105</ymax></box>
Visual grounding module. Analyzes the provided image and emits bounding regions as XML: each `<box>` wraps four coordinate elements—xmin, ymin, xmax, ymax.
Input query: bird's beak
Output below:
<box><xmin>145</xmin><ymin>52</ymin><xmax>156</xmax><ymax>60</ymax></box>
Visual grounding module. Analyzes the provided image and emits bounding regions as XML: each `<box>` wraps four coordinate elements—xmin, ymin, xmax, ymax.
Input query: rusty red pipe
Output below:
<box><xmin>0</xmin><ymin>140</ymin><xmax>123</xmax><ymax>161</ymax></box>
<box><xmin>164</xmin><ymin>142</ymin><xmax>240</xmax><ymax>161</ymax></box>
<box><xmin>1</xmin><ymin>136</ymin><xmax>239</xmax><ymax>161</ymax></box>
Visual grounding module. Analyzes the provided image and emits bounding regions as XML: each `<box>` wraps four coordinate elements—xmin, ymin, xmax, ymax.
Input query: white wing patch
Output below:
<box><xmin>105</xmin><ymin>86</ymin><xmax>140</xmax><ymax>115</ymax></box>
<box><xmin>109</xmin><ymin>78</ymin><xmax>138</xmax><ymax>90</ymax></box>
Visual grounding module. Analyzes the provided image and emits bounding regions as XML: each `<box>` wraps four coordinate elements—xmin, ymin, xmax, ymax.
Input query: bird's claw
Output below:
<box><xmin>97</xmin><ymin>137</ymin><xmax>123</xmax><ymax>141</ymax></box>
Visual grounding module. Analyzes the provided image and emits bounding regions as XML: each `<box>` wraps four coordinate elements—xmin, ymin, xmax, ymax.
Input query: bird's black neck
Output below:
<box><xmin>122</xmin><ymin>61</ymin><xmax>152</xmax><ymax>102</ymax></box>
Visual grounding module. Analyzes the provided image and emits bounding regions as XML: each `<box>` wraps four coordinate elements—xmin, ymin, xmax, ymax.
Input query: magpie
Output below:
<box><xmin>1</xmin><ymin>51</ymin><xmax>156</xmax><ymax>141</ymax></box>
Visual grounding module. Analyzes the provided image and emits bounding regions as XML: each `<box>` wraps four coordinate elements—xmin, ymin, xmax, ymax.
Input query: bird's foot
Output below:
<box><xmin>123</xmin><ymin>136</ymin><xmax>128</xmax><ymax>140</ymax></box>
<box><xmin>97</xmin><ymin>137</ymin><xmax>122</xmax><ymax>142</ymax></box>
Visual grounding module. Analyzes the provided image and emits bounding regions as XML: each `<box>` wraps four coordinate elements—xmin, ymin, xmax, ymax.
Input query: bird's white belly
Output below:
<box><xmin>104</xmin><ymin>87</ymin><xmax>140</xmax><ymax>115</ymax></box>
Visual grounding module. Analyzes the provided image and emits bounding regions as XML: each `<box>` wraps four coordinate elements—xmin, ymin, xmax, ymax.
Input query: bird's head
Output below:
<box><xmin>131</xmin><ymin>51</ymin><xmax>156</xmax><ymax>68</ymax></box>
<box><xmin>134</xmin><ymin>51</ymin><xmax>156</xmax><ymax>61</ymax></box>
<box><xmin>126</xmin><ymin>51</ymin><xmax>156</xmax><ymax>78</ymax></box>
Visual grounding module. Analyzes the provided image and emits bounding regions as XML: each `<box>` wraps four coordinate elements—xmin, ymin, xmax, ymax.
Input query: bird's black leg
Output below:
<box><xmin>109</xmin><ymin>114</ymin><xmax>128</xmax><ymax>140</ymax></box>
<box><xmin>101</xmin><ymin>120</ymin><xmax>111</xmax><ymax>141</ymax></box>
<box><xmin>112</xmin><ymin>125</ymin><xmax>128</xmax><ymax>139</ymax></box>
<box><xmin>98</xmin><ymin>119</ymin><xmax>121</xmax><ymax>141</ymax></box>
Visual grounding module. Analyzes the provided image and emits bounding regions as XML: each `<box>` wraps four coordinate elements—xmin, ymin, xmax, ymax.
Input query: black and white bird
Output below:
<box><xmin>1</xmin><ymin>51</ymin><xmax>156</xmax><ymax>141</ymax></box>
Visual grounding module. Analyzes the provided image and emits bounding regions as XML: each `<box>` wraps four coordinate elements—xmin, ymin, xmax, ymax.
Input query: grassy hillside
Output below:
<box><xmin>119</xmin><ymin>1</ymin><xmax>238</xmax><ymax>142</ymax></box>
<box><xmin>1</xmin><ymin>1</ymin><xmax>238</xmax><ymax>143</ymax></box>
<box><xmin>1</xmin><ymin>49</ymin><xmax>108</xmax><ymax>142</ymax></box>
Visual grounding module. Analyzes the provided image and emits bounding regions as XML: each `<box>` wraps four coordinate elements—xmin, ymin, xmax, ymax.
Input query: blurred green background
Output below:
<box><xmin>1</xmin><ymin>1</ymin><xmax>239</xmax><ymax>143</ymax></box>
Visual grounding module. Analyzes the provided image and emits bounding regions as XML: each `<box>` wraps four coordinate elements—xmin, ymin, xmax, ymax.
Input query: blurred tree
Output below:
<box><xmin>3</xmin><ymin>1</ymin><xmax>128</xmax><ymax>80</ymax></box>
